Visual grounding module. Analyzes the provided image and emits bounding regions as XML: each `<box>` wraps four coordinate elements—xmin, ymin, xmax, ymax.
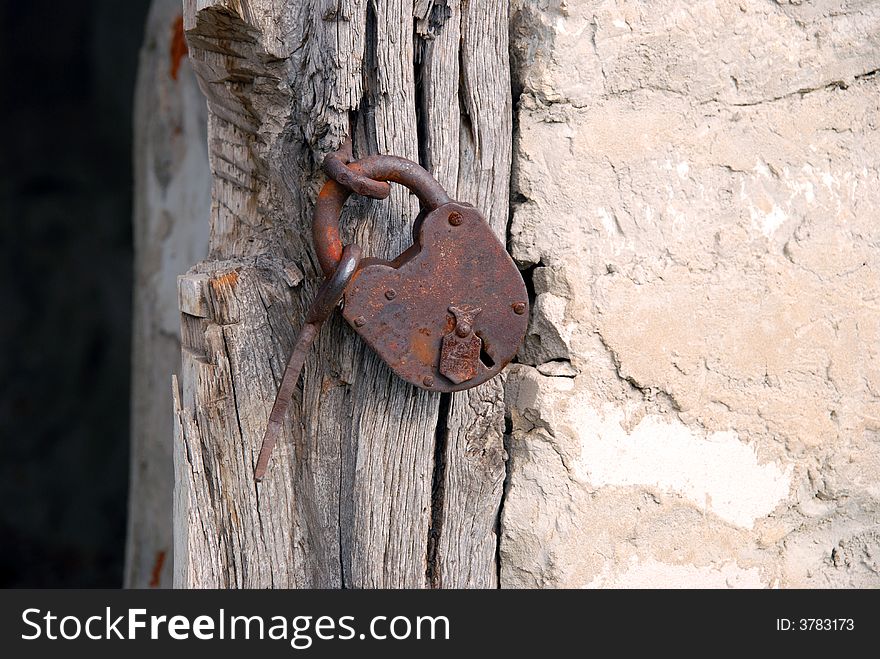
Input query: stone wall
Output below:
<box><xmin>502</xmin><ymin>0</ymin><xmax>880</xmax><ymax>587</ymax></box>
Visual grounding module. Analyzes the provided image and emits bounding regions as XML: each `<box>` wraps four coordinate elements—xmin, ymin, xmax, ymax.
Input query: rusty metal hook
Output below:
<box><xmin>313</xmin><ymin>155</ymin><xmax>452</xmax><ymax>276</ymax></box>
<box><xmin>254</xmin><ymin>243</ymin><xmax>362</xmax><ymax>481</ymax></box>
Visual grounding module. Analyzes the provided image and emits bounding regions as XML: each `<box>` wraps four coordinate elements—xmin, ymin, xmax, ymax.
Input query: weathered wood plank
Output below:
<box><xmin>173</xmin><ymin>0</ymin><xmax>511</xmax><ymax>588</ymax></box>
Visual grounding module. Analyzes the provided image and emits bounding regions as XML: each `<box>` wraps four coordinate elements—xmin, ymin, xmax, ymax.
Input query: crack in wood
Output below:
<box><xmin>495</xmin><ymin>415</ymin><xmax>513</xmax><ymax>588</ymax></box>
<box><xmin>360</xmin><ymin>0</ymin><xmax>381</xmax><ymax>156</ymax></box>
<box><xmin>425</xmin><ymin>392</ymin><xmax>451</xmax><ymax>588</ymax></box>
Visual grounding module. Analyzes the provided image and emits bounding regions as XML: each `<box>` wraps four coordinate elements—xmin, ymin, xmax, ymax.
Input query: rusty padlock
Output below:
<box><xmin>314</xmin><ymin>154</ymin><xmax>529</xmax><ymax>392</ymax></box>
<box><xmin>255</xmin><ymin>150</ymin><xmax>527</xmax><ymax>480</ymax></box>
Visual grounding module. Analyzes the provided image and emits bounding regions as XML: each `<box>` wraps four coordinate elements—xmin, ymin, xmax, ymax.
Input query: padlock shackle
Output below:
<box><xmin>313</xmin><ymin>155</ymin><xmax>451</xmax><ymax>277</ymax></box>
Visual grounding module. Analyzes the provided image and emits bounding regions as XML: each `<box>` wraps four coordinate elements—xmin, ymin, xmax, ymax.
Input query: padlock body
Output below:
<box><xmin>342</xmin><ymin>202</ymin><xmax>529</xmax><ymax>392</ymax></box>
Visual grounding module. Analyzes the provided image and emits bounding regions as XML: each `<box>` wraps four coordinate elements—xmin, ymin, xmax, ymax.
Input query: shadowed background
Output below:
<box><xmin>0</xmin><ymin>0</ymin><xmax>150</xmax><ymax>586</ymax></box>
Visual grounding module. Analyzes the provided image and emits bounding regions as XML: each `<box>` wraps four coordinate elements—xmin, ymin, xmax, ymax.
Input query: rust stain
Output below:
<box><xmin>212</xmin><ymin>270</ymin><xmax>239</xmax><ymax>290</ymax></box>
<box><xmin>321</xmin><ymin>375</ymin><xmax>335</xmax><ymax>395</ymax></box>
<box><xmin>170</xmin><ymin>14</ymin><xmax>188</xmax><ymax>81</ymax></box>
<box><xmin>411</xmin><ymin>328</ymin><xmax>436</xmax><ymax>366</ymax></box>
<box><xmin>149</xmin><ymin>550</ymin><xmax>167</xmax><ymax>588</ymax></box>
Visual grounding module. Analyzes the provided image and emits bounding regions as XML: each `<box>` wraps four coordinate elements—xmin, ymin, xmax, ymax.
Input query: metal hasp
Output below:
<box><xmin>256</xmin><ymin>144</ymin><xmax>529</xmax><ymax>480</ymax></box>
<box><xmin>254</xmin><ymin>245</ymin><xmax>361</xmax><ymax>481</ymax></box>
<box><xmin>313</xmin><ymin>154</ymin><xmax>528</xmax><ymax>393</ymax></box>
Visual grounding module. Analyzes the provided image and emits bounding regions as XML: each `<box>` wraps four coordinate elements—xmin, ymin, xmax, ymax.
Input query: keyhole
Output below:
<box><xmin>479</xmin><ymin>343</ymin><xmax>495</xmax><ymax>368</ymax></box>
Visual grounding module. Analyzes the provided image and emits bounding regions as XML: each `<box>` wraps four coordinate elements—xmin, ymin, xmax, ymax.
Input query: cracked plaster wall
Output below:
<box><xmin>502</xmin><ymin>0</ymin><xmax>880</xmax><ymax>588</ymax></box>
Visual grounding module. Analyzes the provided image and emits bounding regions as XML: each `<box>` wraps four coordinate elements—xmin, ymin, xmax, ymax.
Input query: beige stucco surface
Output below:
<box><xmin>503</xmin><ymin>0</ymin><xmax>880</xmax><ymax>587</ymax></box>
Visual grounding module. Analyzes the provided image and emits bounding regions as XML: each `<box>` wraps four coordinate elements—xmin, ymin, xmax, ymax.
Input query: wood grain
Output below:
<box><xmin>174</xmin><ymin>0</ymin><xmax>511</xmax><ymax>588</ymax></box>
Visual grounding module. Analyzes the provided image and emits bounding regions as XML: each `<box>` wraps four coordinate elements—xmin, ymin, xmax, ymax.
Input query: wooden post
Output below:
<box><xmin>173</xmin><ymin>0</ymin><xmax>511</xmax><ymax>588</ymax></box>
<box><xmin>126</xmin><ymin>0</ymin><xmax>210</xmax><ymax>589</ymax></box>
